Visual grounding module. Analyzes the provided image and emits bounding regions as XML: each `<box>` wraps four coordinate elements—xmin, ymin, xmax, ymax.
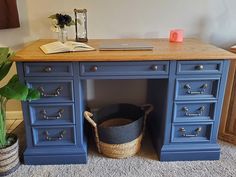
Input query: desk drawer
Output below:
<box><xmin>80</xmin><ymin>61</ymin><xmax>169</xmax><ymax>76</ymax></box>
<box><xmin>177</xmin><ymin>61</ymin><xmax>223</xmax><ymax>75</ymax></box>
<box><xmin>173</xmin><ymin>101</ymin><xmax>216</xmax><ymax>122</ymax></box>
<box><xmin>29</xmin><ymin>103</ymin><xmax>75</xmax><ymax>125</ymax></box>
<box><xmin>32</xmin><ymin>126</ymin><xmax>75</xmax><ymax>146</ymax></box>
<box><xmin>171</xmin><ymin>123</ymin><xmax>212</xmax><ymax>143</ymax></box>
<box><xmin>175</xmin><ymin>78</ymin><xmax>220</xmax><ymax>100</ymax></box>
<box><xmin>27</xmin><ymin>79</ymin><xmax>74</xmax><ymax>103</ymax></box>
<box><xmin>24</xmin><ymin>62</ymin><xmax>73</xmax><ymax>77</ymax></box>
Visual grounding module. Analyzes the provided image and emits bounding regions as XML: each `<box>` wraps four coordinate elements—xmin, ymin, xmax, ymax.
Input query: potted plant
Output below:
<box><xmin>0</xmin><ymin>48</ymin><xmax>40</xmax><ymax>176</ymax></box>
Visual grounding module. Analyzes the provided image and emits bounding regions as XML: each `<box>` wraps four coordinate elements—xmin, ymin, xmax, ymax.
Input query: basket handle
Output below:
<box><xmin>84</xmin><ymin>111</ymin><xmax>97</xmax><ymax>127</ymax></box>
<box><xmin>141</xmin><ymin>104</ymin><xmax>154</xmax><ymax>135</ymax></box>
<box><xmin>141</xmin><ymin>104</ymin><xmax>154</xmax><ymax>116</ymax></box>
<box><xmin>83</xmin><ymin>111</ymin><xmax>101</xmax><ymax>153</ymax></box>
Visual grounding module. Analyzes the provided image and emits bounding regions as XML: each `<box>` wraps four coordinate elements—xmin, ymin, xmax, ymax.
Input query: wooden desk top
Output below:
<box><xmin>12</xmin><ymin>38</ymin><xmax>236</xmax><ymax>62</ymax></box>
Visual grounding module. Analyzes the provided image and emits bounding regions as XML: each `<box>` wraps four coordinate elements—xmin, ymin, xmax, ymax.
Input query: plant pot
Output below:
<box><xmin>0</xmin><ymin>134</ymin><xmax>20</xmax><ymax>176</ymax></box>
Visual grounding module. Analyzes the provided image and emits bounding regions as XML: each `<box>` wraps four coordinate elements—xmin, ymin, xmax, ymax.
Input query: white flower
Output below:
<box><xmin>51</xmin><ymin>19</ymin><xmax>58</xmax><ymax>26</ymax></box>
<box><xmin>50</xmin><ymin>19</ymin><xmax>59</xmax><ymax>32</ymax></box>
<box><xmin>50</xmin><ymin>25</ymin><xmax>59</xmax><ymax>32</ymax></box>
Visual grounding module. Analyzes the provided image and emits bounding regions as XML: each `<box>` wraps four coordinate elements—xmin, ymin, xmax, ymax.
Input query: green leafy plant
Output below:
<box><xmin>0</xmin><ymin>48</ymin><xmax>40</xmax><ymax>148</ymax></box>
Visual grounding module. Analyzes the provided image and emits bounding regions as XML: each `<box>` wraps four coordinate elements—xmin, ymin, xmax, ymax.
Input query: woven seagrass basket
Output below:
<box><xmin>84</xmin><ymin>103</ymin><xmax>153</xmax><ymax>159</ymax></box>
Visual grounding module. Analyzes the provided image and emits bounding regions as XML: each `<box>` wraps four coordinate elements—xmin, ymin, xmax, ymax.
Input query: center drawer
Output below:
<box><xmin>32</xmin><ymin>126</ymin><xmax>76</xmax><ymax>146</ymax></box>
<box><xmin>29</xmin><ymin>103</ymin><xmax>75</xmax><ymax>125</ymax></box>
<box><xmin>80</xmin><ymin>61</ymin><xmax>169</xmax><ymax>76</ymax></box>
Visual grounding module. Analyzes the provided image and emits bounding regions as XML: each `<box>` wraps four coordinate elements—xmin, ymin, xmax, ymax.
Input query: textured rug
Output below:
<box><xmin>8</xmin><ymin>124</ymin><xmax>236</xmax><ymax>177</ymax></box>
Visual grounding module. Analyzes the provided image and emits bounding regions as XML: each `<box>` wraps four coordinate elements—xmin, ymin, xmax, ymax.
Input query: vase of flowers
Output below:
<box><xmin>49</xmin><ymin>13</ymin><xmax>75</xmax><ymax>43</ymax></box>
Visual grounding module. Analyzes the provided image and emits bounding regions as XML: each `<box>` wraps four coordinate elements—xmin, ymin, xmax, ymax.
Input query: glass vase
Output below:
<box><xmin>58</xmin><ymin>28</ymin><xmax>68</xmax><ymax>43</ymax></box>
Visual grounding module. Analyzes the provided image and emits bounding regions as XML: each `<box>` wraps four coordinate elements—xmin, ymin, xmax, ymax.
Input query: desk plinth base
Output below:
<box><xmin>23</xmin><ymin>143</ymin><xmax>87</xmax><ymax>165</ymax></box>
<box><xmin>24</xmin><ymin>153</ymin><xmax>87</xmax><ymax>165</ymax></box>
<box><xmin>159</xmin><ymin>144</ymin><xmax>220</xmax><ymax>161</ymax></box>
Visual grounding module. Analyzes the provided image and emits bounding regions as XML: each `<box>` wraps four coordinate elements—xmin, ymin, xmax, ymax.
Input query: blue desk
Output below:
<box><xmin>14</xmin><ymin>39</ymin><xmax>236</xmax><ymax>164</ymax></box>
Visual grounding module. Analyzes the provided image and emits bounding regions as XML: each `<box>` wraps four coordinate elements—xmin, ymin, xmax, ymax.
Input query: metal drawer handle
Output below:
<box><xmin>38</xmin><ymin>86</ymin><xmax>63</xmax><ymax>97</ymax></box>
<box><xmin>195</xmin><ymin>65</ymin><xmax>204</xmax><ymax>70</ymax></box>
<box><xmin>151</xmin><ymin>65</ymin><xmax>158</xmax><ymax>71</ymax></box>
<box><xmin>179</xmin><ymin>127</ymin><xmax>202</xmax><ymax>137</ymax></box>
<box><xmin>43</xmin><ymin>66</ymin><xmax>52</xmax><ymax>72</ymax></box>
<box><xmin>40</xmin><ymin>109</ymin><xmax>64</xmax><ymax>120</ymax></box>
<box><xmin>184</xmin><ymin>83</ymin><xmax>208</xmax><ymax>95</ymax></box>
<box><xmin>182</xmin><ymin>106</ymin><xmax>205</xmax><ymax>117</ymax></box>
<box><xmin>44</xmin><ymin>130</ymin><xmax>66</xmax><ymax>141</ymax></box>
<box><xmin>90</xmin><ymin>65</ymin><xmax>98</xmax><ymax>72</ymax></box>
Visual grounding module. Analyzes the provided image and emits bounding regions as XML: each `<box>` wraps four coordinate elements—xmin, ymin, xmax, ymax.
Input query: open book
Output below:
<box><xmin>40</xmin><ymin>41</ymin><xmax>95</xmax><ymax>54</ymax></box>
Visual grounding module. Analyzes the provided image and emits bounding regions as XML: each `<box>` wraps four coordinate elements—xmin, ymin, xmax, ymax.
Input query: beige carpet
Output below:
<box><xmin>7</xmin><ymin>135</ymin><xmax>236</xmax><ymax>177</ymax></box>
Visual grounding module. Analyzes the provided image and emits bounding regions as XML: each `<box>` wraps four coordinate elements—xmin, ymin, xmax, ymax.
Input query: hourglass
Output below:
<box><xmin>74</xmin><ymin>9</ymin><xmax>88</xmax><ymax>42</ymax></box>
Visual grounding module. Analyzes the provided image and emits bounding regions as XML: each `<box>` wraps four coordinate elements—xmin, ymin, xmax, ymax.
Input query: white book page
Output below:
<box><xmin>64</xmin><ymin>41</ymin><xmax>95</xmax><ymax>51</ymax></box>
<box><xmin>40</xmin><ymin>41</ymin><xmax>70</xmax><ymax>54</ymax></box>
<box><xmin>40</xmin><ymin>41</ymin><xmax>95</xmax><ymax>54</ymax></box>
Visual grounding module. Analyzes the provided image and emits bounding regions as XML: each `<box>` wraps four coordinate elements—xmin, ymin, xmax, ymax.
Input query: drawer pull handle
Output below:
<box><xmin>182</xmin><ymin>106</ymin><xmax>205</xmax><ymax>117</ymax></box>
<box><xmin>90</xmin><ymin>65</ymin><xmax>98</xmax><ymax>72</ymax></box>
<box><xmin>40</xmin><ymin>109</ymin><xmax>65</xmax><ymax>120</ymax></box>
<box><xmin>44</xmin><ymin>130</ymin><xmax>66</xmax><ymax>141</ymax></box>
<box><xmin>195</xmin><ymin>65</ymin><xmax>204</xmax><ymax>70</ymax></box>
<box><xmin>179</xmin><ymin>127</ymin><xmax>202</xmax><ymax>137</ymax></box>
<box><xmin>184</xmin><ymin>83</ymin><xmax>208</xmax><ymax>95</ymax></box>
<box><xmin>43</xmin><ymin>66</ymin><xmax>52</xmax><ymax>72</ymax></box>
<box><xmin>38</xmin><ymin>86</ymin><xmax>63</xmax><ymax>97</ymax></box>
<box><xmin>151</xmin><ymin>65</ymin><xmax>158</xmax><ymax>71</ymax></box>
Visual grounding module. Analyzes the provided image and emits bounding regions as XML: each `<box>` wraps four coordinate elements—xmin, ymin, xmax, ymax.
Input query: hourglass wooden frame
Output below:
<box><xmin>74</xmin><ymin>9</ymin><xmax>88</xmax><ymax>42</ymax></box>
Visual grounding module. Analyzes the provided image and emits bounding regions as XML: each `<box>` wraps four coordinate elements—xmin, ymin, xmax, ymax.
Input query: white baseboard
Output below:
<box><xmin>6</xmin><ymin>111</ymin><xmax>23</xmax><ymax>120</ymax></box>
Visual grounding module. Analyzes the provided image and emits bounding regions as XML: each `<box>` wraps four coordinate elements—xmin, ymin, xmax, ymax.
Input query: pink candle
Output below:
<box><xmin>169</xmin><ymin>29</ymin><xmax>184</xmax><ymax>42</ymax></box>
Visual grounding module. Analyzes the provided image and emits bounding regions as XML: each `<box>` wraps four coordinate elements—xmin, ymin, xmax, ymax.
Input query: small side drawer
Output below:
<box><xmin>173</xmin><ymin>101</ymin><xmax>216</xmax><ymax>122</ymax></box>
<box><xmin>175</xmin><ymin>78</ymin><xmax>220</xmax><ymax>100</ymax></box>
<box><xmin>24</xmin><ymin>62</ymin><xmax>73</xmax><ymax>77</ymax></box>
<box><xmin>176</xmin><ymin>60</ymin><xmax>223</xmax><ymax>75</ymax></box>
<box><xmin>32</xmin><ymin>126</ymin><xmax>76</xmax><ymax>146</ymax></box>
<box><xmin>171</xmin><ymin>123</ymin><xmax>212</xmax><ymax>143</ymax></box>
<box><xmin>29</xmin><ymin>103</ymin><xmax>75</xmax><ymax>125</ymax></box>
<box><xmin>80</xmin><ymin>61</ymin><xmax>169</xmax><ymax>76</ymax></box>
<box><xmin>27</xmin><ymin>79</ymin><xmax>74</xmax><ymax>103</ymax></box>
